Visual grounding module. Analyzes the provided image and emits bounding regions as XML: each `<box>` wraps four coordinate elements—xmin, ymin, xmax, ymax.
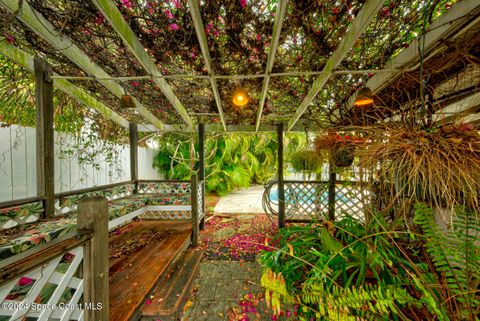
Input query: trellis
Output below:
<box><xmin>2</xmin><ymin>0</ymin><xmax>476</xmax><ymax>133</ymax></box>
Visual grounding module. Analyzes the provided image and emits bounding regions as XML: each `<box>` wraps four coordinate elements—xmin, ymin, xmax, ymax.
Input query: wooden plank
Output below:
<box><xmin>138</xmin><ymin>123</ymin><xmax>316</xmax><ymax>133</ymax></box>
<box><xmin>34</xmin><ymin>58</ymin><xmax>55</xmax><ymax>218</ymax></box>
<box><xmin>0</xmin><ymin>1</ymin><xmax>162</xmax><ymax>129</ymax></box>
<box><xmin>277</xmin><ymin>124</ymin><xmax>285</xmax><ymax>228</ymax></box>
<box><xmin>92</xmin><ymin>0</ymin><xmax>194</xmax><ymax>130</ymax></box>
<box><xmin>287</xmin><ymin>0</ymin><xmax>384</xmax><ymax>131</ymax></box>
<box><xmin>141</xmin><ymin>250</ymin><xmax>202</xmax><ymax>317</ymax></box>
<box><xmin>255</xmin><ymin>0</ymin><xmax>287</xmax><ymax>131</ymax></box>
<box><xmin>77</xmin><ymin>196</ymin><xmax>109</xmax><ymax>321</ymax></box>
<box><xmin>129</xmin><ymin>123</ymin><xmax>138</xmax><ymax>183</ymax></box>
<box><xmin>108</xmin><ymin>221</ymin><xmax>191</xmax><ymax>321</ymax></box>
<box><xmin>188</xmin><ymin>0</ymin><xmax>226</xmax><ymax>131</ymax></box>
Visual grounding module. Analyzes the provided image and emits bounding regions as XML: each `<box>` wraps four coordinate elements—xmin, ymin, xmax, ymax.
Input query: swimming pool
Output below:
<box><xmin>268</xmin><ymin>186</ymin><xmax>354</xmax><ymax>205</ymax></box>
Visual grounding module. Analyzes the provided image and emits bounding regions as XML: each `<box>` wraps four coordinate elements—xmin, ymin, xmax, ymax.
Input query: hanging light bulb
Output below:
<box><xmin>120</xmin><ymin>84</ymin><xmax>136</xmax><ymax>109</ymax></box>
<box><xmin>120</xmin><ymin>94</ymin><xmax>135</xmax><ymax>109</ymax></box>
<box><xmin>232</xmin><ymin>87</ymin><xmax>249</xmax><ymax>107</ymax></box>
<box><xmin>354</xmin><ymin>87</ymin><xmax>374</xmax><ymax>107</ymax></box>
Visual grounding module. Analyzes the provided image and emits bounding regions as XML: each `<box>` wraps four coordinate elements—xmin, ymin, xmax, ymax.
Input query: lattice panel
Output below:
<box><xmin>0</xmin><ymin>246</ymin><xmax>85</xmax><ymax>320</ymax></box>
<box><xmin>263</xmin><ymin>181</ymin><xmax>371</xmax><ymax>221</ymax></box>
<box><xmin>197</xmin><ymin>181</ymin><xmax>204</xmax><ymax>219</ymax></box>
<box><xmin>335</xmin><ymin>184</ymin><xmax>370</xmax><ymax>220</ymax></box>
<box><xmin>55</xmin><ymin>184</ymin><xmax>135</xmax><ymax>216</ymax></box>
<box><xmin>284</xmin><ymin>182</ymin><xmax>329</xmax><ymax>219</ymax></box>
<box><xmin>139</xmin><ymin>210</ymin><xmax>191</xmax><ymax>220</ymax></box>
<box><xmin>136</xmin><ymin>182</ymin><xmax>190</xmax><ymax>194</ymax></box>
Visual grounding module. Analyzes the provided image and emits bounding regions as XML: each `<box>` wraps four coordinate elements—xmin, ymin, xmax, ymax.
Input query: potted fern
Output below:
<box><xmin>290</xmin><ymin>149</ymin><xmax>323</xmax><ymax>180</ymax></box>
<box><xmin>315</xmin><ymin>132</ymin><xmax>363</xmax><ymax>168</ymax></box>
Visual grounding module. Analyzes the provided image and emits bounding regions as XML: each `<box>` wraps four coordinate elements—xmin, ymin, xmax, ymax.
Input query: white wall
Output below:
<box><xmin>0</xmin><ymin>124</ymin><xmax>162</xmax><ymax>202</ymax></box>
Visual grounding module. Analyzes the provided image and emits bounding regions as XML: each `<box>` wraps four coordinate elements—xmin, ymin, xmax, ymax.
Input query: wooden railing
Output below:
<box><xmin>0</xmin><ymin>197</ymin><xmax>109</xmax><ymax>321</ymax></box>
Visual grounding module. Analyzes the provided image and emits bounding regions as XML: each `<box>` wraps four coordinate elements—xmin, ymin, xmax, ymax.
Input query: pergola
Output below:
<box><xmin>0</xmin><ymin>1</ymin><xmax>480</xmax><ymax>320</ymax></box>
<box><xmin>1</xmin><ymin>0</ymin><xmax>479</xmax><ymax>227</ymax></box>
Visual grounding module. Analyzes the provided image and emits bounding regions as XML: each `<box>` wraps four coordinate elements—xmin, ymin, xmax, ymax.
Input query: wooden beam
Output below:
<box><xmin>191</xmin><ymin>175</ymin><xmax>199</xmax><ymax>246</ymax></box>
<box><xmin>77</xmin><ymin>196</ymin><xmax>109</xmax><ymax>321</ymax></box>
<box><xmin>92</xmin><ymin>0</ymin><xmax>194</xmax><ymax>130</ymax></box>
<box><xmin>287</xmin><ymin>0</ymin><xmax>384</xmax><ymax>131</ymax></box>
<box><xmin>34</xmin><ymin>58</ymin><xmax>55</xmax><ymax>218</ymax></box>
<box><xmin>137</xmin><ymin>123</ymin><xmax>316</xmax><ymax>133</ymax></box>
<box><xmin>0</xmin><ymin>0</ymin><xmax>163</xmax><ymax>129</ymax></box>
<box><xmin>255</xmin><ymin>0</ymin><xmax>287</xmax><ymax>131</ymax></box>
<box><xmin>188</xmin><ymin>0</ymin><xmax>227</xmax><ymax>131</ymax></box>
<box><xmin>432</xmin><ymin>91</ymin><xmax>480</xmax><ymax>123</ymax></box>
<box><xmin>332</xmin><ymin>0</ymin><xmax>480</xmax><ymax>123</ymax></box>
<box><xmin>277</xmin><ymin>123</ymin><xmax>285</xmax><ymax>228</ymax></box>
<box><xmin>0</xmin><ymin>41</ymin><xmax>129</xmax><ymax>127</ymax></box>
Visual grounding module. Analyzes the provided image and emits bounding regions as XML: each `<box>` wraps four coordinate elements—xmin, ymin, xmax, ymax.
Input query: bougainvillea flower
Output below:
<box><xmin>18</xmin><ymin>277</ymin><xmax>34</xmax><ymax>286</ymax></box>
<box><xmin>170</xmin><ymin>23</ymin><xmax>179</xmax><ymax>31</ymax></box>
<box><xmin>121</xmin><ymin>0</ymin><xmax>133</xmax><ymax>9</ymax></box>
<box><xmin>240</xmin><ymin>0</ymin><xmax>247</xmax><ymax>8</ymax></box>
<box><xmin>164</xmin><ymin>9</ymin><xmax>174</xmax><ymax>20</ymax></box>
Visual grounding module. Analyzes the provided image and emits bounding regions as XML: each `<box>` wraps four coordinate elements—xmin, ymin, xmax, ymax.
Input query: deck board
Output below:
<box><xmin>109</xmin><ymin>221</ymin><xmax>191</xmax><ymax>321</ymax></box>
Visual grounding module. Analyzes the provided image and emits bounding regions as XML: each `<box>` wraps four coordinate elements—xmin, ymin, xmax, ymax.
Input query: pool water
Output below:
<box><xmin>268</xmin><ymin>187</ymin><xmax>353</xmax><ymax>205</ymax></box>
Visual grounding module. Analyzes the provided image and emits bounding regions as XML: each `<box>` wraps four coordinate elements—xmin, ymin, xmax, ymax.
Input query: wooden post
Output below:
<box><xmin>328</xmin><ymin>161</ymin><xmax>336</xmax><ymax>221</ymax></box>
<box><xmin>34</xmin><ymin>58</ymin><xmax>55</xmax><ymax>218</ymax></box>
<box><xmin>277</xmin><ymin>123</ymin><xmax>285</xmax><ymax>228</ymax></box>
<box><xmin>129</xmin><ymin>123</ymin><xmax>138</xmax><ymax>192</ymax></box>
<box><xmin>191</xmin><ymin>175</ymin><xmax>199</xmax><ymax>246</ymax></box>
<box><xmin>198</xmin><ymin>123</ymin><xmax>205</xmax><ymax>230</ymax></box>
<box><xmin>77</xmin><ymin>196</ymin><xmax>109</xmax><ymax>321</ymax></box>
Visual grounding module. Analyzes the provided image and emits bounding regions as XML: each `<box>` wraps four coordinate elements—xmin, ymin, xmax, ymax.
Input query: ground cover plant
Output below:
<box><xmin>259</xmin><ymin>204</ymin><xmax>479</xmax><ymax>320</ymax></box>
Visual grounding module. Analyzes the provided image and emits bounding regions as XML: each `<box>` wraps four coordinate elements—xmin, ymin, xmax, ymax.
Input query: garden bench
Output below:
<box><xmin>0</xmin><ymin>179</ymin><xmax>204</xmax><ymax>260</ymax></box>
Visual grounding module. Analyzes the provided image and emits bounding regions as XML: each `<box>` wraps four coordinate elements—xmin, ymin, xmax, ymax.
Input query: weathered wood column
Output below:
<box><xmin>198</xmin><ymin>123</ymin><xmax>205</xmax><ymax>230</ymax></box>
<box><xmin>328</xmin><ymin>161</ymin><xmax>336</xmax><ymax>221</ymax></box>
<box><xmin>34</xmin><ymin>58</ymin><xmax>55</xmax><ymax>218</ymax></box>
<box><xmin>277</xmin><ymin>123</ymin><xmax>285</xmax><ymax>228</ymax></box>
<box><xmin>129</xmin><ymin>123</ymin><xmax>138</xmax><ymax>191</ymax></box>
<box><xmin>77</xmin><ymin>196</ymin><xmax>109</xmax><ymax>321</ymax></box>
<box><xmin>191</xmin><ymin>175</ymin><xmax>199</xmax><ymax>246</ymax></box>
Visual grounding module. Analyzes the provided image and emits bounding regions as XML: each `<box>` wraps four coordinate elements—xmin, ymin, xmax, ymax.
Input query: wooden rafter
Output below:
<box><xmin>287</xmin><ymin>0</ymin><xmax>384</xmax><ymax>131</ymax></box>
<box><xmin>255</xmin><ymin>0</ymin><xmax>287</xmax><ymax>132</ymax></box>
<box><xmin>0</xmin><ymin>0</ymin><xmax>163</xmax><ymax>130</ymax></box>
<box><xmin>187</xmin><ymin>0</ymin><xmax>227</xmax><ymax>132</ymax></box>
<box><xmin>137</xmin><ymin>123</ymin><xmax>310</xmax><ymax>133</ymax></box>
<box><xmin>0</xmin><ymin>41</ymin><xmax>129</xmax><ymax>128</ymax></box>
<box><xmin>92</xmin><ymin>0</ymin><xmax>194</xmax><ymax>130</ymax></box>
<box><xmin>333</xmin><ymin>0</ymin><xmax>480</xmax><ymax>123</ymax></box>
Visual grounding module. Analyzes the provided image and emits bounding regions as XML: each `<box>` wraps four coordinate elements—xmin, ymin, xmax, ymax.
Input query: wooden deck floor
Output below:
<box><xmin>109</xmin><ymin>221</ymin><xmax>191</xmax><ymax>321</ymax></box>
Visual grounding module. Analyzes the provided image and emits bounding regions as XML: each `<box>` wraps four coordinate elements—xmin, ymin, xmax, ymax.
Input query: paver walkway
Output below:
<box><xmin>184</xmin><ymin>260</ymin><xmax>298</xmax><ymax>321</ymax></box>
<box><xmin>214</xmin><ymin>186</ymin><xmax>265</xmax><ymax>214</ymax></box>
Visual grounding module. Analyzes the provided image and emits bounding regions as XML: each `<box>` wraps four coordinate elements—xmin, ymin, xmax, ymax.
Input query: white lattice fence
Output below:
<box><xmin>0</xmin><ymin>246</ymin><xmax>85</xmax><ymax>321</ymax></box>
